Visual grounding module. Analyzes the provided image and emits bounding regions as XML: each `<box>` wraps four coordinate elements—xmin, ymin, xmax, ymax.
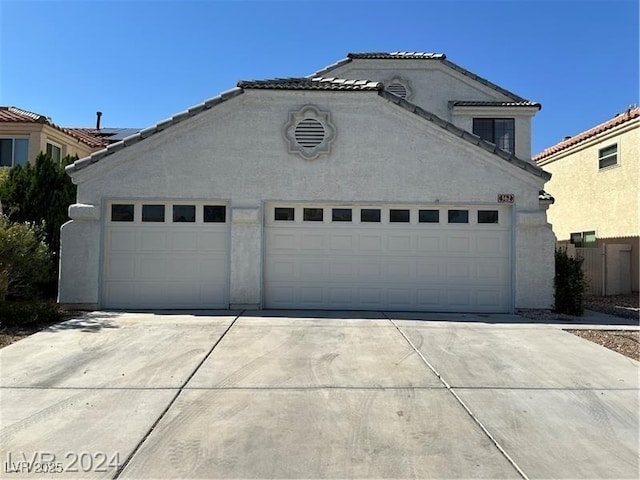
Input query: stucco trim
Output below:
<box><xmin>378</xmin><ymin>90</ymin><xmax>551</xmax><ymax>180</ymax></box>
<box><xmin>65</xmin><ymin>87</ymin><xmax>245</xmax><ymax>175</ymax></box>
<box><xmin>311</xmin><ymin>53</ymin><xmax>532</xmax><ymax>103</ymax></box>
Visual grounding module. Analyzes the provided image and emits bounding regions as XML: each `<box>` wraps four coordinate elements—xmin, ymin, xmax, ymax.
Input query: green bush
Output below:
<box><xmin>0</xmin><ymin>300</ymin><xmax>63</xmax><ymax>328</ymax></box>
<box><xmin>554</xmin><ymin>247</ymin><xmax>587</xmax><ymax>315</ymax></box>
<box><xmin>0</xmin><ymin>216</ymin><xmax>53</xmax><ymax>302</ymax></box>
<box><xmin>0</xmin><ymin>153</ymin><xmax>77</xmax><ymax>257</ymax></box>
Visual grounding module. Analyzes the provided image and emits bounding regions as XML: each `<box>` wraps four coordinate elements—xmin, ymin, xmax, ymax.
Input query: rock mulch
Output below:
<box><xmin>519</xmin><ymin>294</ymin><xmax>638</xmax><ymax>361</ymax></box>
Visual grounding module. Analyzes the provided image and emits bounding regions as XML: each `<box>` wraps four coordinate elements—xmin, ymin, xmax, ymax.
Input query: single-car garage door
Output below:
<box><xmin>103</xmin><ymin>201</ymin><xmax>229</xmax><ymax>309</ymax></box>
<box><xmin>264</xmin><ymin>203</ymin><xmax>512</xmax><ymax>312</ymax></box>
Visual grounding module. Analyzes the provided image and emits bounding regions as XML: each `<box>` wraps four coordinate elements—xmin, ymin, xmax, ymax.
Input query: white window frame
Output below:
<box><xmin>598</xmin><ymin>144</ymin><xmax>618</xmax><ymax>170</ymax></box>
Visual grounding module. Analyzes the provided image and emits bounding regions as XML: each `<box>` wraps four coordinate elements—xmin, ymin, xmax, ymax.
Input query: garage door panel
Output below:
<box><xmin>104</xmin><ymin>202</ymin><xmax>228</xmax><ymax>309</ymax></box>
<box><xmin>265</xmin><ymin>204</ymin><xmax>511</xmax><ymax>312</ymax></box>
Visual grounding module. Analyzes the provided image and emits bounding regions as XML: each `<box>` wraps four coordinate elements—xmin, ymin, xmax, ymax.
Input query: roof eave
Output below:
<box><xmin>378</xmin><ymin>90</ymin><xmax>551</xmax><ymax>181</ymax></box>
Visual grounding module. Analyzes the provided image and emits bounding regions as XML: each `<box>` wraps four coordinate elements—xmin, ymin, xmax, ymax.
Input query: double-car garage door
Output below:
<box><xmin>264</xmin><ymin>203</ymin><xmax>512</xmax><ymax>313</ymax></box>
<box><xmin>103</xmin><ymin>201</ymin><xmax>512</xmax><ymax>312</ymax></box>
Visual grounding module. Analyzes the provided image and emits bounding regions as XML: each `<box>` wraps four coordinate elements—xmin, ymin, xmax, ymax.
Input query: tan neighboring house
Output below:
<box><xmin>534</xmin><ymin>106</ymin><xmax>639</xmax><ymax>293</ymax></box>
<box><xmin>0</xmin><ymin>106</ymin><xmax>107</xmax><ymax>167</ymax></box>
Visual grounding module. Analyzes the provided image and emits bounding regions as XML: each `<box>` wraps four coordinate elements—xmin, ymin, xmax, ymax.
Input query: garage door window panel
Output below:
<box><xmin>419</xmin><ymin>210</ymin><xmax>439</xmax><ymax>223</ymax></box>
<box><xmin>204</xmin><ymin>205</ymin><xmax>226</xmax><ymax>223</ymax></box>
<box><xmin>478</xmin><ymin>210</ymin><xmax>499</xmax><ymax>224</ymax></box>
<box><xmin>361</xmin><ymin>209</ymin><xmax>381</xmax><ymax>223</ymax></box>
<box><xmin>275</xmin><ymin>208</ymin><xmax>295</xmax><ymax>221</ymax></box>
<box><xmin>390</xmin><ymin>209</ymin><xmax>410</xmax><ymax>223</ymax></box>
<box><xmin>111</xmin><ymin>204</ymin><xmax>134</xmax><ymax>222</ymax></box>
<box><xmin>173</xmin><ymin>205</ymin><xmax>196</xmax><ymax>223</ymax></box>
<box><xmin>142</xmin><ymin>204</ymin><xmax>166</xmax><ymax>222</ymax></box>
<box><xmin>332</xmin><ymin>208</ymin><xmax>352</xmax><ymax>222</ymax></box>
<box><xmin>303</xmin><ymin>208</ymin><xmax>323</xmax><ymax>222</ymax></box>
<box><xmin>448</xmin><ymin>210</ymin><xmax>469</xmax><ymax>224</ymax></box>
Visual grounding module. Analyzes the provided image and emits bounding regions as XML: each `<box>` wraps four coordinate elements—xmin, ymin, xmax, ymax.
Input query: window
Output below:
<box><xmin>598</xmin><ymin>144</ymin><xmax>618</xmax><ymax>169</ymax></box>
<box><xmin>204</xmin><ymin>205</ymin><xmax>226</xmax><ymax>223</ymax></box>
<box><xmin>275</xmin><ymin>207</ymin><xmax>295</xmax><ymax>221</ymax></box>
<box><xmin>361</xmin><ymin>209</ymin><xmax>381</xmax><ymax>223</ymax></box>
<box><xmin>473</xmin><ymin>118</ymin><xmax>515</xmax><ymax>153</ymax></box>
<box><xmin>142</xmin><ymin>204</ymin><xmax>165</xmax><ymax>222</ymax></box>
<box><xmin>448</xmin><ymin>210</ymin><xmax>469</xmax><ymax>224</ymax></box>
<box><xmin>389</xmin><ymin>209</ymin><xmax>410</xmax><ymax>223</ymax></box>
<box><xmin>111</xmin><ymin>204</ymin><xmax>134</xmax><ymax>222</ymax></box>
<box><xmin>0</xmin><ymin>138</ymin><xmax>29</xmax><ymax>167</ymax></box>
<box><xmin>570</xmin><ymin>231</ymin><xmax>596</xmax><ymax>248</ymax></box>
<box><xmin>478</xmin><ymin>210</ymin><xmax>499</xmax><ymax>224</ymax></box>
<box><xmin>173</xmin><ymin>205</ymin><xmax>195</xmax><ymax>222</ymax></box>
<box><xmin>303</xmin><ymin>208</ymin><xmax>323</xmax><ymax>221</ymax></box>
<box><xmin>46</xmin><ymin>142</ymin><xmax>62</xmax><ymax>163</ymax></box>
<box><xmin>419</xmin><ymin>210</ymin><xmax>439</xmax><ymax>223</ymax></box>
<box><xmin>332</xmin><ymin>208</ymin><xmax>352</xmax><ymax>222</ymax></box>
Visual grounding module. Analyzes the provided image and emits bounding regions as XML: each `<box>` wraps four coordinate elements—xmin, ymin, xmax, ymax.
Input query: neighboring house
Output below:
<box><xmin>0</xmin><ymin>106</ymin><xmax>107</xmax><ymax>167</ymax></box>
<box><xmin>534</xmin><ymin>107</ymin><xmax>639</xmax><ymax>293</ymax></box>
<box><xmin>59</xmin><ymin>52</ymin><xmax>555</xmax><ymax>313</ymax></box>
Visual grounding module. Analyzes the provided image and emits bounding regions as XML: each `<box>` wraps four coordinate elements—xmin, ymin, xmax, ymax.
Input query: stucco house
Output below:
<box><xmin>59</xmin><ymin>52</ymin><xmax>555</xmax><ymax>313</ymax></box>
<box><xmin>0</xmin><ymin>106</ymin><xmax>107</xmax><ymax>167</ymax></box>
<box><xmin>534</xmin><ymin>106</ymin><xmax>639</xmax><ymax>293</ymax></box>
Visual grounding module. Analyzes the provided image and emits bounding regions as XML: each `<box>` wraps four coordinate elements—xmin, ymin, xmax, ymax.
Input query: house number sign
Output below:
<box><xmin>497</xmin><ymin>194</ymin><xmax>515</xmax><ymax>203</ymax></box>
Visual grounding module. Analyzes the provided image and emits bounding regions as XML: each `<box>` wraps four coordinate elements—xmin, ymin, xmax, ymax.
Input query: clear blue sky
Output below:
<box><xmin>1</xmin><ymin>0</ymin><xmax>638</xmax><ymax>154</ymax></box>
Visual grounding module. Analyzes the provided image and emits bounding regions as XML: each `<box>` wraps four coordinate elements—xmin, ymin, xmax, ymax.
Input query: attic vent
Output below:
<box><xmin>387</xmin><ymin>83</ymin><xmax>408</xmax><ymax>98</ymax></box>
<box><xmin>284</xmin><ymin>105</ymin><xmax>336</xmax><ymax>160</ymax></box>
<box><xmin>295</xmin><ymin>118</ymin><xmax>325</xmax><ymax>147</ymax></box>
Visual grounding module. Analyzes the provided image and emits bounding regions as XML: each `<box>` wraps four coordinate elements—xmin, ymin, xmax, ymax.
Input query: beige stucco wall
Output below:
<box><xmin>60</xmin><ymin>90</ymin><xmax>554</xmax><ymax>310</ymax></box>
<box><xmin>0</xmin><ymin>123</ymin><xmax>95</xmax><ymax>165</ymax></box>
<box><xmin>539</xmin><ymin>120</ymin><xmax>639</xmax><ymax>241</ymax></box>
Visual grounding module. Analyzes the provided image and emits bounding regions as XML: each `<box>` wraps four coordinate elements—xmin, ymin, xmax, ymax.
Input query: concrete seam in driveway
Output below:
<box><xmin>113</xmin><ymin>311</ymin><xmax>243</xmax><ymax>479</ymax></box>
<box><xmin>384</xmin><ymin>313</ymin><xmax>529</xmax><ymax>480</ymax></box>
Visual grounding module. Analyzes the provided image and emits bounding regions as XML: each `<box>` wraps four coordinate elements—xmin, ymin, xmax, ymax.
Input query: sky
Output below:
<box><xmin>1</xmin><ymin>0</ymin><xmax>638</xmax><ymax>154</ymax></box>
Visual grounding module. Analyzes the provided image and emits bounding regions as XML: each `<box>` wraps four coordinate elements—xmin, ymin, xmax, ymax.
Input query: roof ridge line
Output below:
<box><xmin>534</xmin><ymin>106</ymin><xmax>640</xmax><ymax>161</ymax></box>
<box><xmin>378</xmin><ymin>90</ymin><xmax>550</xmax><ymax>180</ymax></box>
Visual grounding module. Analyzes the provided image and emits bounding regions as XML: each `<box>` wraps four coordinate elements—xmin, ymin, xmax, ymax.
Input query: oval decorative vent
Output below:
<box><xmin>294</xmin><ymin>118</ymin><xmax>325</xmax><ymax>147</ymax></box>
<box><xmin>387</xmin><ymin>83</ymin><xmax>408</xmax><ymax>98</ymax></box>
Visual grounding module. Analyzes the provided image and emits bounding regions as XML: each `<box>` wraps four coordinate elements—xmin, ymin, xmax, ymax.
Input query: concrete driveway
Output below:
<box><xmin>1</xmin><ymin>311</ymin><xmax>638</xmax><ymax>479</ymax></box>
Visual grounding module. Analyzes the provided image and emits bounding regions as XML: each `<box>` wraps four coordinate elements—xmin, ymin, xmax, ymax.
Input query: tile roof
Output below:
<box><xmin>450</xmin><ymin>100</ymin><xmax>541</xmax><ymax>109</ymax></box>
<box><xmin>237</xmin><ymin>77</ymin><xmax>383</xmax><ymax>91</ymax></box>
<box><xmin>534</xmin><ymin>106</ymin><xmax>640</xmax><ymax>162</ymax></box>
<box><xmin>312</xmin><ymin>52</ymin><xmax>531</xmax><ymax>103</ymax></box>
<box><xmin>379</xmin><ymin>90</ymin><xmax>550</xmax><ymax>180</ymax></box>
<box><xmin>68</xmin><ymin>82</ymin><xmax>549</xmax><ymax>181</ymax></box>
<box><xmin>348</xmin><ymin>52</ymin><xmax>445</xmax><ymax>60</ymax></box>
<box><xmin>0</xmin><ymin>106</ymin><xmax>49</xmax><ymax>123</ymax></box>
<box><xmin>66</xmin><ymin>88</ymin><xmax>244</xmax><ymax>174</ymax></box>
<box><xmin>0</xmin><ymin>106</ymin><xmax>108</xmax><ymax>149</ymax></box>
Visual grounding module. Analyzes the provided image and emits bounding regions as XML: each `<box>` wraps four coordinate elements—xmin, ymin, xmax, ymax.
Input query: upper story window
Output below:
<box><xmin>473</xmin><ymin>118</ymin><xmax>515</xmax><ymax>153</ymax></box>
<box><xmin>46</xmin><ymin>142</ymin><xmax>62</xmax><ymax>163</ymax></box>
<box><xmin>598</xmin><ymin>144</ymin><xmax>618</xmax><ymax>169</ymax></box>
<box><xmin>0</xmin><ymin>138</ymin><xmax>29</xmax><ymax>167</ymax></box>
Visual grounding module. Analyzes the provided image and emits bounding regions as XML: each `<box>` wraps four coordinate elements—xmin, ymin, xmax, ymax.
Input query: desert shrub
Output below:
<box><xmin>0</xmin><ymin>216</ymin><xmax>53</xmax><ymax>302</ymax></box>
<box><xmin>554</xmin><ymin>247</ymin><xmax>587</xmax><ymax>315</ymax></box>
<box><xmin>0</xmin><ymin>300</ymin><xmax>63</xmax><ymax>328</ymax></box>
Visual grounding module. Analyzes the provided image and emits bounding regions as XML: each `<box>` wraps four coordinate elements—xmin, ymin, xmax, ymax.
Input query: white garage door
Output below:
<box><xmin>103</xmin><ymin>201</ymin><xmax>229</xmax><ymax>309</ymax></box>
<box><xmin>264</xmin><ymin>204</ymin><xmax>512</xmax><ymax>312</ymax></box>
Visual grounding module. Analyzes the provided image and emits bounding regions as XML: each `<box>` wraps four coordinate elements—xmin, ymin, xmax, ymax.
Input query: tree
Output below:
<box><xmin>0</xmin><ymin>153</ymin><xmax>77</xmax><ymax>256</ymax></box>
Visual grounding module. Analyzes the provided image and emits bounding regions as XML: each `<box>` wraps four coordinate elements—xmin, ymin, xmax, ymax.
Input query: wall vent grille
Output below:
<box><xmin>387</xmin><ymin>83</ymin><xmax>408</xmax><ymax>98</ymax></box>
<box><xmin>294</xmin><ymin>118</ymin><xmax>325</xmax><ymax>147</ymax></box>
